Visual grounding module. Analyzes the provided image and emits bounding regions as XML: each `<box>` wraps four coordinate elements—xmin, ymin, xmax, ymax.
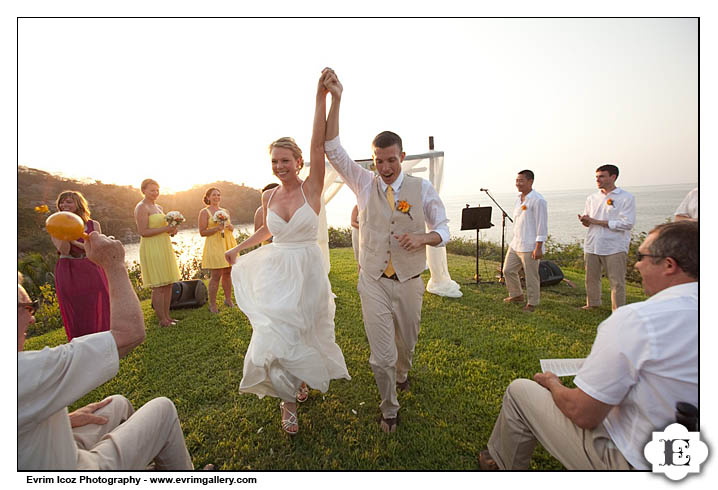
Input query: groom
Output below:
<box><xmin>322</xmin><ymin>69</ymin><xmax>450</xmax><ymax>433</ymax></box>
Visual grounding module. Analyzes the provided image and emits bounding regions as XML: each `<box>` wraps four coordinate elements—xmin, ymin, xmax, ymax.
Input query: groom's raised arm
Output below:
<box><xmin>322</xmin><ymin>68</ymin><xmax>373</xmax><ymax>198</ymax></box>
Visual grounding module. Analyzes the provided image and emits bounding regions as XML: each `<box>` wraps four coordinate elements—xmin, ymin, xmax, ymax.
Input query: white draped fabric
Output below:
<box><xmin>304</xmin><ymin>151</ymin><xmax>462</xmax><ymax>298</ymax></box>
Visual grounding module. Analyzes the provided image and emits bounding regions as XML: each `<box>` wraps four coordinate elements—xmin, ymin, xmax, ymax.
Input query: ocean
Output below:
<box><xmin>124</xmin><ymin>182</ymin><xmax>696</xmax><ymax>265</ymax></box>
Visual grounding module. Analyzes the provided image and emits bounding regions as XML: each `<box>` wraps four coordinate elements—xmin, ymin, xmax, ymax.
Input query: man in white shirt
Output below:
<box><xmin>503</xmin><ymin>170</ymin><xmax>548</xmax><ymax>312</ymax></box>
<box><xmin>479</xmin><ymin>220</ymin><xmax>698</xmax><ymax>470</ymax></box>
<box><xmin>674</xmin><ymin>187</ymin><xmax>698</xmax><ymax>221</ymax></box>
<box><xmin>322</xmin><ymin>68</ymin><xmax>450</xmax><ymax>433</ymax></box>
<box><xmin>578</xmin><ymin>164</ymin><xmax>636</xmax><ymax>310</ymax></box>
<box><xmin>18</xmin><ymin>231</ymin><xmax>194</xmax><ymax>470</ymax></box>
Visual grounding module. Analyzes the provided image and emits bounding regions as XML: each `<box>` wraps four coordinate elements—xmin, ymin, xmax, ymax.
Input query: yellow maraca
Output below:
<box><xmin>45</xmin><ymin>211</ymin><xmax>89</xmax><ymax>241</ymax></box>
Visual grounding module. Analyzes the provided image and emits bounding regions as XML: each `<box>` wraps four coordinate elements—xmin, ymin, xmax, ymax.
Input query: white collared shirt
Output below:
<box><xmin>509</xmin><ymin>189</ymin><xmax>548</xmax><ymax>253</ymax></box>
<box><xmin>674</xmin><ymin>187</ymin><xmax>698</xmax><ymax>219</ymax></box>
<box><xmin>18</xmin><ymin>332</ymin><xmax>119</xmax><ymax>470</ymax></box>
<box><xmin>574</xmin><ymin>282</ymin><xmax>698</xmax><ymax>470</ymax></box>
<box><xmin>583</xmin><ymin>187</ymin><xmax>636</xmax><ymax>255</ymax></box>
<box><xmin>325</xmin><ymin>136</ymin><xmax>450</xmax><ymax>246</ymax></box>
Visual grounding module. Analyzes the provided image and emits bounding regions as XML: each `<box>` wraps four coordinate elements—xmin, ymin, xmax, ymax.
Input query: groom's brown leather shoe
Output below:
<box><xmin>378</xmin><ymin>414</ymin><xmax>399</xmax><ymax>434</ymax></box>
<box><xmin>478</xmin><ymin>450</ymin><xmax>499</xmax><ymax>470</ymax></box>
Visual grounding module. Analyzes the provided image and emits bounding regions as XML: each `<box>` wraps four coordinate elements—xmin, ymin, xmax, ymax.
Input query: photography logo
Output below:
<box><xmin>644</xmin><ymin>423</ymin><xmax>708</xmax><ymax>481</ymax></box>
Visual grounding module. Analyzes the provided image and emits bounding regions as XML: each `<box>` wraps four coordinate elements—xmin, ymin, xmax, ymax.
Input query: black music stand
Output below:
<box><xmin>461</xmin><ymin>206</ymin><xmax>494</xmax><ymax>284</ymax></box>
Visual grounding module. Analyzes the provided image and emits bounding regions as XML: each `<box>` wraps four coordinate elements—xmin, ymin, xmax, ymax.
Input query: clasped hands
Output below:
<box><xmin>577</xmin><ymin>214</ymin><xmax>593</xmax><ymax>227</ymax></box>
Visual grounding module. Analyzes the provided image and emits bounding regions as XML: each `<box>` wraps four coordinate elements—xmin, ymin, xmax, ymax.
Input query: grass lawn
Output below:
<box><xmin>24</xmin><ymin>248</ymin><xmax>647</xmax><ymax>471</ymax></box>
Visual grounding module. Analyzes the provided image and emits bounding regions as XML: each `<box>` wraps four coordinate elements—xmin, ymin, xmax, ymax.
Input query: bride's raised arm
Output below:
<box><xmin>304</xmin><ymin>69</ymin><xmax>331</xmax><ymax>211</ymax></box>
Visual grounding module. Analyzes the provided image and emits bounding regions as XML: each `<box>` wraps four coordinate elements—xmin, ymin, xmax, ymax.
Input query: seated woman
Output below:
<box><xmin>50</xmin><ymin>190</ymin><xmax>110</xmax><ymax>341</ymax></box>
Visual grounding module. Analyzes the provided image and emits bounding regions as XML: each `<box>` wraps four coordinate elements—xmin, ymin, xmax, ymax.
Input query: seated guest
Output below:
<box><xmin>674</xmin><ymin>187</ymin><xmax>698</xmax><ymax>221</ymax></box>
<box><xmin>18</xmin><ymin>231</ymin><xmax>195</xmax><ymax>470</ymax></box>
<box><xmin>479</xmin><ymin>220</ymin><xmax>698</xmax><ymax>470</ymax></box>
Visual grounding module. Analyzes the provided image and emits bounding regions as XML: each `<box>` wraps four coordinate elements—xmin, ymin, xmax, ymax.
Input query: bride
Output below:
<box><xmin>225</xmin><ymin>70</ymin><xmax>350</xmax><ymax>435</ymax></box>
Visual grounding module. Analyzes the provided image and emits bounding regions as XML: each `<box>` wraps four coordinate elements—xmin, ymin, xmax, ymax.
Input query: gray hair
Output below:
<box><xmin>648</xmin><ymin>221</ymin><xmax>698</xmax><ymax>279</ymax></box>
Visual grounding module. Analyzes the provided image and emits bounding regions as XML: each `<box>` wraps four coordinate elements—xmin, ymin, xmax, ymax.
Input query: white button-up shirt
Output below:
<box><xmin>509</xmin><ymin>189</ymin><xmax>548</xmax><ymax>253</ymax></box>
<box><xmin>583</xmin><ymin>187</ymin><xmax>636</xmax><ymax>255</ymax></box>
<box><xmin>18</xmin><ymin>332</ymin><xmax>119</xmax><ymax>470</ymax></box>
<box><xmin>325</xmin><ymin>136</ymin><xmax>450</xmax><ymax>246</ymax></box>
<box><xmin>674</xmin><ymin>187</ymin><xmax>698</xmax><ymax>219</ymax></box>
<box><xmin>575</xmin><ymin>282</ymin><xmax>697</xmax><ymax>470</ymax></box>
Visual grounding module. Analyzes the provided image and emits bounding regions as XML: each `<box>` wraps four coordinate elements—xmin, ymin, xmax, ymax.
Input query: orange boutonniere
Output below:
<box><xmin>397</xmin><ymin>200</ymin><xmax>413</xmax><ymax>220</ymax></box>
<box><xmin>521</xmin><ymin>205</ymin><xmax>527</xmax><ymax>211</ymax></box>
<box><xmin>606</xmin><ymin>199</ymin><xmax>614</xmax><ymax>206</ymax></box>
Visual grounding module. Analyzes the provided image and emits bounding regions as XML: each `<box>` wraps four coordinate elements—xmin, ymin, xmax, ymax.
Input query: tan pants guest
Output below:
<box><xmin>503</xmin><ymin>248</ymin><xmax>541</xmax><ymax>306</ymax></box>
<box><xmin>74</xmin><ymin>395</ymin><xmax>193</xmax><ymax>470</ymax></box>
<box><xmin>487</xmin><ymin>379</ymin><xmax>632</xmax><ymax>470</ymax></box>
<box><xmin>584</xmin><ymin>252</ymin><xmax>627</xmax><ymax>310</ymax></box>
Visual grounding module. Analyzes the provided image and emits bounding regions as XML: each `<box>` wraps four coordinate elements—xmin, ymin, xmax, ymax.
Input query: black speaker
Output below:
<box><xmin>170</xmin><ymin>280</ymin><xmax>208</xmax><ymax>309</ymax></box>
<box><xmin>538</xmin><ymin>260</ymin><xmax>564</xmax><ymax>287</ymax></box>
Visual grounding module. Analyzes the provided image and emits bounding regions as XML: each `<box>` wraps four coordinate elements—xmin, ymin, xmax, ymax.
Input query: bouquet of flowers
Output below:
<box><xmin>213</xmin><ymin>209</ymin><xmax>229</xmax><ymax>238</ymax></box>
<box><xmin>165</xmin><ymin>211</ymin><xmax>185</xmax><ymax>227</ymax></box>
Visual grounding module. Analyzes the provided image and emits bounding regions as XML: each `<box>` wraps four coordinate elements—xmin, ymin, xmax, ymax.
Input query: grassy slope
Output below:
<box><xmin>24</xmin><ymin>249</ymin><xmax>646</xmax><ymax>470</ymax></box>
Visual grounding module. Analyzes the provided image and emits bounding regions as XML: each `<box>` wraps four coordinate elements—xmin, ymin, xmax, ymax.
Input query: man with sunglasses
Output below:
<box><xmin>18</xmin><ymin>231</ymin><xmax>194</xmax><ymax>470</ymax></box>
<box><xmin>479</xmin><ymin>220</ymin><xmax>697</xmax><ymax>470</ymax></box>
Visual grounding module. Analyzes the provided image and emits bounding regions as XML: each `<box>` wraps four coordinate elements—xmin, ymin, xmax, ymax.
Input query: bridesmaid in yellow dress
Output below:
<box><xmin>134</xmin><ymin>178</ymin><xmax>181</xmax><ymax>327</ymax></box>
<box><xmin>199</xmin><ymin>187</ymin><xmax>237</xmax><ymax>313</ymax></box>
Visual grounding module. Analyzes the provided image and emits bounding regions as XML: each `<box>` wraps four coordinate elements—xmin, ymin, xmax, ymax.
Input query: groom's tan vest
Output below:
<box><xmin>359</xmin><ymin>175</ymin><xmax>426</xmax><ymax>282</ymax></box>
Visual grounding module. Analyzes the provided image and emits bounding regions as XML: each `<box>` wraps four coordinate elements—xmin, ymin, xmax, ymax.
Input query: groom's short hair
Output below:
<box><xmin>372</xmin><ymin>131</ymin><xmax>403</xmax><ymax>153</ymax></box>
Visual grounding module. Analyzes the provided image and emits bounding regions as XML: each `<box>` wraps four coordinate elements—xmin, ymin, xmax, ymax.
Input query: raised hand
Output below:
<box><xmin>322</xmin><ymin>67</ymin><xmax>343</xmax><ymax>99</ymax></box>
<box><xmin>84</xmin><ymin>231</ymin><xmax>125</xmax><ymax>270</ymax></box>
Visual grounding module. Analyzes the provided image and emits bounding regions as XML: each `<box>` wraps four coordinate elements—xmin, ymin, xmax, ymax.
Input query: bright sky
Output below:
<box><xmin>18</xmin><ymin>18</ymin><xmax>697</xmax><ymax>195</ymax></box>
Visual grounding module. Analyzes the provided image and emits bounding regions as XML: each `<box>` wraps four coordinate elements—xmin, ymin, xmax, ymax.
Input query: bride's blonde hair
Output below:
<box><xmin>269</xmin><ymin>137</ymin><xmax>304</xmax><ymax>170</ymax></box>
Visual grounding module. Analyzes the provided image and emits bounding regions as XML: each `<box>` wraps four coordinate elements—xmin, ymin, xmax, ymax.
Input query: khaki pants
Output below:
<box><xmin>503</xmin><ymin>248</ymin><xmax>541</xmax><ymax>305</ymax></box>
<box><xmin>357</xmin><ymin>270</ymin><xmax>424</xmax><ymax>419</ymax></box>
<box><xmin>74</xmin><ymin>395</ymin><xmax>193</xmax><ymax>470</ymax></box>
<box><xmin>487</xmin><ymin>379</ymin><xmax>632</xmax><ymax>470</ymax></box>
<box><xmin>584</xmin><ymin>252</ymin><xmax>627</xmax><ymax>310</ymax></box>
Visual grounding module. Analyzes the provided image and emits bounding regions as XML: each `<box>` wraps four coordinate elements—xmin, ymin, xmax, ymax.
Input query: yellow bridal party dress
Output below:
<box><xmin>201</xmin><ymin>209</ymin><xmax>238</xmax><ymax>269</ymax></box>
<box><xmin>139</xmin><ymin>213</ymin><xmax>181</xmax><ymax>287</ymax></box>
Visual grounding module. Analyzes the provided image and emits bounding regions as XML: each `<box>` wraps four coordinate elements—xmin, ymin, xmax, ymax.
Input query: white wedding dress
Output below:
<box><xmin>231</xmin><ymin>184</ymin><xmax>351</xmax><ymax>401</ymax></box>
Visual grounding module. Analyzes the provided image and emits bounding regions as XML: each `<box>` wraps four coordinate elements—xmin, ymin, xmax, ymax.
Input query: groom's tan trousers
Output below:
<box><xmin>358</xmin><ymin>270</ymin><xmax>424</xmax><ymax>419</ymax></box>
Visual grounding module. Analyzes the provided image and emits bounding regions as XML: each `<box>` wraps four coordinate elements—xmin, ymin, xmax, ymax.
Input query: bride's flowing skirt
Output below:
<box><xmin>231</xmin><ymin>242</ymin><xmax>350</xmax><ymax>400</ymax></box>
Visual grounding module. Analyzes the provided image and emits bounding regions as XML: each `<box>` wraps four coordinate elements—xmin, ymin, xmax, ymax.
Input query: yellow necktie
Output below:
<box><xmin>384</xmin><ymin>186</ymin><xmax>396</xmax><ymax>277</ymax></box>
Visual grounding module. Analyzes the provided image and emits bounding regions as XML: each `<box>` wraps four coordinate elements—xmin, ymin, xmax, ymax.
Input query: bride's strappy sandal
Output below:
<box><xmin>279</xmin><ymin>401</ymin><xmax>298</xmax><ymax>435</ymax></box>
<box><xmin>296</xmin><ymin>382</ymin><xmax>309</xmax><ymax>403</ymax></box>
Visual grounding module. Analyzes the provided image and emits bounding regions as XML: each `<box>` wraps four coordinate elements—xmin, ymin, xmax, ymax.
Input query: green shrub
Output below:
<box><xmin>27</xmin><ymin>283</ymin><xmax>64</xmax><ymax>338</ymax></box>
<box><xmin>18</xmin><ymin>252</ymin><xmax>57</xmax><ymax>299</ymax></box>
<box><xmin>446</xmin><ymin>236</ymin><xmax>503</xmax><ymax>262</ymax></box>
<box><xmin>128</xmin><ymin>261</ymin><xmax>152</xmax><ymax>300</ymax></box>
<box><xmin>328</xmin><ymin>226</ymin><xmax>353</xmax><ymax>248</ymax></box>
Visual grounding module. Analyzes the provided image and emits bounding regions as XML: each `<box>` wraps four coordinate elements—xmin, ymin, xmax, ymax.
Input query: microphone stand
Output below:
<box><xmin>481</xmin><ymin>189</ymin><xmax>513</xmax><ymax>281</ymax></box>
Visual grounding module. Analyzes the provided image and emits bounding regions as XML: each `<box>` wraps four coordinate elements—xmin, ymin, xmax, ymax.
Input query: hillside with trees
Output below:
<box><xmin>18</xmin><ymin>166</ymin><xmax>261</xmax><ymax>257</ymax></box>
